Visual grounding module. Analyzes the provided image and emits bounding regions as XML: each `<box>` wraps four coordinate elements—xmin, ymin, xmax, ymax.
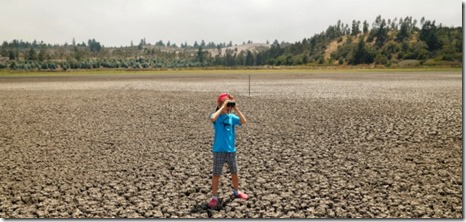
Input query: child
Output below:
<box><xmin>208</xmin><ymin>93</ymin><xmax>248</xmax><ymax>208</ymax></box>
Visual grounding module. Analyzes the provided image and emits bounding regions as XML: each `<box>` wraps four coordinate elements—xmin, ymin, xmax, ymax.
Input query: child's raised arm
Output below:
<box><xmin>233</xmin><ymin>106</ymin><xmax>247</xmax><ymax>125</ymax></box>
<box><xmin>210</xmin><ymin>100</ymin><xmax>228</xmax><ymax>123</ymax></box>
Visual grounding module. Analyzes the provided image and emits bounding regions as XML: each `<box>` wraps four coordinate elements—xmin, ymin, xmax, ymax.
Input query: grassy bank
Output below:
<box><xmin>0</xmin><ymin>66</ymin><xmax>461</xmax><ymax>78</ymax></box>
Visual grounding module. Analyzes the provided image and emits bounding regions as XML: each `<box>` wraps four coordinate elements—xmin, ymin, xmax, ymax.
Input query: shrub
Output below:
<box><xmin>398</xmin><ymin>60</ymin><xmax>420</xmax><ymax>67</ymax></box>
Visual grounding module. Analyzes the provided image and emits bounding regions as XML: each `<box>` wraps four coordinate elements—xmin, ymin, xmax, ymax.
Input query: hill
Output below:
<box><xmin>261</xmin><ymin>16</ymin><xmax>462</xmax><ymax>68</ymax></box>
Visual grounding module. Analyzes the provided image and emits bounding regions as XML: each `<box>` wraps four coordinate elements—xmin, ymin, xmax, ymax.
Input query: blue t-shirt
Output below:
<box><xmin>211</xmin><ymin>113</ymin><xmax>241</xmax><ymax>152</ymax></box>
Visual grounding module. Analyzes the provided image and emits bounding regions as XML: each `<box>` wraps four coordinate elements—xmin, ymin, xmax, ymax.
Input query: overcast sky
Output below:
<box><xmin>0</xmin><ymin>0</ymin><xmax>462</xmax><ymax>47</ymax></box>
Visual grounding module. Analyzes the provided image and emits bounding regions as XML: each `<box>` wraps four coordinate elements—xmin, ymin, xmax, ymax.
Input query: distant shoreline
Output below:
<box><xmin>0</xmin><ymin>66</ymin><xmax>461</xmax><ymax>78</ymax></box>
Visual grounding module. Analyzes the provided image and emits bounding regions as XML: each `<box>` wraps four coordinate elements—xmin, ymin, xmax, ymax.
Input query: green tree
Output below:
<box><xmin>38</xmin><ymin>47</ymin><xmax>46</xmax><ymax>62</ymax></box>
<box><xmin>255</xmin><ymin>52</ymin><xmax>265</xmax><ymax>65</ymax></box>
<box><xmin>380</xmin><ymin>41</ymin><xmax>400</xmax><ymax>57</ymax></box>
<box><xmin>351</xmin><ymin>20</ymin><xmax>361</xmax><ymax>36</ymax></box>
<box><xmin>373</xmin><ymin>15</ymin><xmax>388</xmax><ymax>48</ymax></box>
<box><xmin>302</xmin><ymin>53</ymin><xmax>309</xmax><ymax>64</ymax></box>
<box><xmin>245</xmin><ymin>50</ymin><xmax>254</xmax><ymax>66</ymax></box>
<box><xmin>397</xmin><ymin>20</ymin><xmax>410</xmax><ymax>41</ymax></box>
<box><xmin>236</xmin><ymin>51</ymin><xmax>245</xmax><ymax>66</ymax></box>
<box><xmin>349</xmin><ymin>39</ymin><xmax>374</xmax><ymax>64</ymax></box>
<box><xmin>196</xmin><ymin>47</ymin><xmax>206</xmax><ymax>64</ymax></box>
<box><xmin>73</xmin><ymin>46</ymin><xmax>83</xmax><ymax>61</ymax></box>
<box><xmin>420</xmin><ymin>20</ymin><xmax>441</xmax><ymax>51</ymax></box>
<box><xmin>156</xmin><ymin>40</ymin><xmax>165</xmax><ymax>47</ymax></box>
<box><xmin>363</xmin><ymin>20</ymin><xmax>369</xmax><ymax>34</ymax></box>
<box><xmin>412</xmin><ymin>41</ymin><xmax>429</xmax><ymax>60</ymax></box>
<box><xmin>88</xmin><ymin>39</ymin><xmax>102</xmax><ymax>53</ymax></box>
<box><xmin>138</xmin><ymin>39</ymin><xmax>145</xmax><ymax>50</ymax></box>
<box><xmin>27</xmin><ymin>47</ymin><xmax>36</xmax><ymax>61</ymax></box>
<box><xmin>224</xmin><ymin>49</ymin><xmax>235</xmax><ymax>66</ymax></box>
<box><xmin>1</xmin><ymin>41</ymin><xmax>8</xmax><ymax>57</ymax></box>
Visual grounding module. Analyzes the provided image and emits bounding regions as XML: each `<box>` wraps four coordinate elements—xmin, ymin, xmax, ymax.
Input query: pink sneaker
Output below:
<box><xmin>208</xmin><ymin>197</ymin><xmax>218</xmax><ymax>208</ymax></box>
<box><xmin>233</xmin><ymin>191</ymin><xmax>248</xmax><ymax>200</ymax></box>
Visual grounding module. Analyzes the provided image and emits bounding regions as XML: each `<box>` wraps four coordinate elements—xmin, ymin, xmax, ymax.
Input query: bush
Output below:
<box><xmin>338</xmin><ymin>57</ymin><xmax>344</xmax><ymax>65</ymax></box>
<box><xmin>292</xmin><ymin>55</ymin><xmax>304</xmax><ymax>65</ymax></box>
<box><xmin>40</xmin><ymin>62</ymin><xmax>48</xmax><ymax>70</ymax></box>
<box><xmin>398</xmin><ymin>60</ymin><xmax>420</xmax><ymax>67</ymax></box>
<box><xmin>48</xmin><ymin>62</ymin><xmax>57</xmax><ymax>70</ymax></box>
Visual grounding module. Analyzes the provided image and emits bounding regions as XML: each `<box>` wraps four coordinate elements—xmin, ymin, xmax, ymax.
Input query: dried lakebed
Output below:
<box><xmin>0</xmin><ymin>71</ymin><xmax>462</xmax><ymax>218</ymax></box>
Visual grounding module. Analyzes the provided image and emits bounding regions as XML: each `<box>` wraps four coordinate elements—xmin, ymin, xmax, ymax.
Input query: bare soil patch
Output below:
<box><xmin>0</xmin><ymin>71</ymin><xmax>462</xmax><ymax>218</ymax></box>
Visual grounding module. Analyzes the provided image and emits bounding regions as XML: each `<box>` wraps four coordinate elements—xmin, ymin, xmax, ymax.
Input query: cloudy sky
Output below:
<box><xmin>0</xmin><ymin>0</ymin><xmax>462</xmax><ymax>47</ymax></box>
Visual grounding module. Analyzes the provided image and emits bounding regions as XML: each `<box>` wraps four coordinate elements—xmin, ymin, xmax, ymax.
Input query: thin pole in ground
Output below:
<box><xmin>248</xmin><ymin>74</ymin><xmax>250</xmax><ymax>96</ymax></box>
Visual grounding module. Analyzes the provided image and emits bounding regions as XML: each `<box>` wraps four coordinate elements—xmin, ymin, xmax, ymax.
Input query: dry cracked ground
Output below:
<box><xmin>0</xmin><ymin>71</ymin><xmax>462</xmax><ymax>218</ymax></box>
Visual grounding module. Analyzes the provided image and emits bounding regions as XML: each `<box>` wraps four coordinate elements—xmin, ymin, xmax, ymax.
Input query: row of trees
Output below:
<box><xmin>0</xmin><ymin>48</ymin><xmax>261</xmax><ymax>70</ymax></box>
<box><xmin>1</xmin><ymin>58</ymin><xmax>206</xmax><ymax>70</ymax></box>
<box><xmin>0</xmin><ymin>16</ymin><xmax>462</xmax><ymax>70</ymax></box>
<box><xmin>135</xmin><ymin>39</ymin><xmax>239</xmax><ymax>49</ymax></box>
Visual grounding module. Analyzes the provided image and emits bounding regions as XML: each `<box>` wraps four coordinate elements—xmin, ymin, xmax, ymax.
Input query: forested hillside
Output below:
<box><xmin>270</xmin><ymin>16</ymin><xmax>462</xmax><ymax>67</ymax></box>
<box><xmin>0</xmin><ymin>15</ymin><xmax>461</xmax><ymax>71</ymax></box>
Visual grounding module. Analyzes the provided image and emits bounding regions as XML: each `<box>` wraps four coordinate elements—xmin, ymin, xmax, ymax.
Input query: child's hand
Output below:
<box><xmin>222</xmin><ymin>99</ymin><xmax>232</xmax><ymax>111</ymax></box>
<box><xmin>228</xmin><ymin>95</ymin><xmax>239</xmax><ymax>110</ymax></box>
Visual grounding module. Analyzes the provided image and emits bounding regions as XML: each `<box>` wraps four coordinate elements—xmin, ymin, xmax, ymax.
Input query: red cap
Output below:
<box><xmin>217</xmin><ymin>93</ymin><xmax>230</xmax><ymax>103</ymax></box>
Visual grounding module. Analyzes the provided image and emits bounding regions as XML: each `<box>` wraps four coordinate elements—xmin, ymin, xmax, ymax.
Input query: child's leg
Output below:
<box><xmin>231</xmin><ymin>173</ymin><xmax>239</xmax><ymax>191</ymax></box>
<box><xmin>212</xmin><ymin>175</ymin><xmax>220</xmax><ymax>196</ymax></box>
<box><xmin>227</xmin><ymin>153</ymin><xmax>239</xmax><ymax>191</ymax></box>
<box><xmin>212</xmin><ymin>152</ymin><xmax>224</xmax><ymax>197</ymax></box>
<box><xmin>228</xmin><ymin>154</ymin><xmax>248</xmax><ymax>199</ymax></box>
<box><xmin>209</xmin><ymin>175</ymin><xmax>221</xmax><ymax>208</ymax></box>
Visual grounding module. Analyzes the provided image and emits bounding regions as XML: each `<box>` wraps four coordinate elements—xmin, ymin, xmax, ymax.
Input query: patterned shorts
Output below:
<box><xmin>213</xmin><ymin>152</ymin><xmax>238</xmax><ymax>176</ymax></box>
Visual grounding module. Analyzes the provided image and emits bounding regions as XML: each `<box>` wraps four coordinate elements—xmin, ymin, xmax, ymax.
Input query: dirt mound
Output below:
<box><xmin>208</xmin><ymin>43</ymin><xmax>271</xmax><ymax>57</ymax></box>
